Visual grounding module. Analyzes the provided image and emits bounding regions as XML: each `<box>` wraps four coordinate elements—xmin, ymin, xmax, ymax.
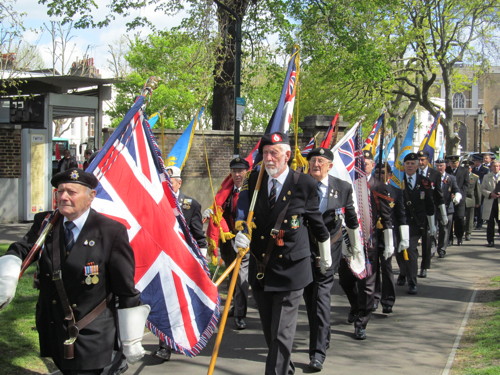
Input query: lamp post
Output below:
<box><xmin>478</xmin><ymin>106</ymin><xmax>484</xmax><ymax>153</ymax></box>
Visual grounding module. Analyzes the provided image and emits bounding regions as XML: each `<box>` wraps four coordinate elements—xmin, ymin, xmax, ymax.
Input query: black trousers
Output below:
<box><xmin>338</xmin><ymin>247</ymin><xmax>377</xmax><ymax>329</ymax></box>
<box><xmin>486</xmin><ymin>199</ymin><xmax>500</xmax><ymax>243</ymax></box>
<box><xmin>396</xmin><ymin>225</ymin><xmax>425</xmax><ymax>287</ymax></box>
<box><xmin>253</xmin><ymin>288</ymin><xmax>302</xmax><ymax>375</ymax></box>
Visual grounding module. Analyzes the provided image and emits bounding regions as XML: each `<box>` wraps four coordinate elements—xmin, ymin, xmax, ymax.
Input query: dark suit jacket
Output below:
<box><xmin>421</xmin><ymin>167</ymin><xmax>445</xmax><ymax>206</ymax></box>
<box><xmin>7</xmin><ymin>209</ymin><xmax>140</xmax><ymax>371</ymax></box>
<box><xmin>178</xmin><ymin>193</ymin><xmax>207</xmax><ymax>248</ymax></box>
<box><xmin>472</xmin><ymin>165</ymin><xmax>489</xmax><ymax>182</ymax></box>
<box><xmin>240</xmin><ymin>168</ymin><xmax>329</xmax><ymax>292</ymax></box>
<box><xmin>446</xmin><ymin>166</ymin><xmax>469</xmax><ymax>200</ymax></box>
<box><xmin>402</xmin><ymin>174</ymin><xmax>435</xmax><ymax>228</ymax></box>
<box><xmin>309</xmin><ymin>175</ymin><xmax>358</xmax><ymax>272</ymax></box>
<box><xmin>386</xmin><ymin>184</ymin><xmax>407</xmax><ymax>228</ymax></box>
<box><xmin>440</xmin><ymin>173</ymin><xmax>460</xmax><ymax>214</ymax></box>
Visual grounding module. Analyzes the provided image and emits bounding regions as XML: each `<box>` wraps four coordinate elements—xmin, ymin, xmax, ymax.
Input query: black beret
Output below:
<box><xmin>51</xmin><ymin>168</ymin><xmax>98</xmax><ymax>189</ymax></box>
<box><xmin>446</xmin><ymin>155</ymin><xmax>460</xmax><ymax>162</ymax></box>
<box><xmin>363</xmin><ymin>150</ymin><xmax>374</xmax><ymax>160</ymax></box>
<box><xmin>435</xmin><ymin>159</ymin><xmax>446</xmax><ymax>164</ymax></box>
<box><xmin>259</xmin><ymin>132</ymin><xmax>290</xmax><ymax>153</ymax></box>
<box><xmin>417</xmin><ymin>150</ymin><xmax>430</xmax><ymax>158</ymax></box>
<box><xmin>307</xmin><ymin>147</ymin><xmax>334</xmax><ymax>161</ymax></box>
<box><xmin>230</xmin><ymin>157</ymin><xmax>250</xmax><ymax>169</ymax></box>
<box><xmin>403</xmin><ymin>153</ymin><xmax>418</xmax><ymax>162</ymax></box>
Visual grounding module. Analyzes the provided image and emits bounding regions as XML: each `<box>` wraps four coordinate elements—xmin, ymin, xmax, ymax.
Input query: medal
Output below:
<box><xmin>84</xmin><ymin>263</ymin><xmax>100</xmax><ymax>285</ymax></box>
<box><xmin>91</xmin><ymin>275</ymin><xmax>99</xmax><ymax>284</ymax></box>
<box><xmin>290</xmin><ymin>215</ymin><xmax>300</xmax><ymax>229</ymax></box>
<box><xmin>85</xmin><ymin>276</ymin><xmax>92</xmax><ymax>285</ymax></box>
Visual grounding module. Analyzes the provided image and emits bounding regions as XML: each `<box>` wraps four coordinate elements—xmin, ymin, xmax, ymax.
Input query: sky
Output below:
<box><xmin>16</xmin><ymin>0</ymin><xmax>184</xmax><ymax>77</ymax></box>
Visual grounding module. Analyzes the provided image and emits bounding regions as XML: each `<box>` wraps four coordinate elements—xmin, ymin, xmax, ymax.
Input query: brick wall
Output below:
<box><xmin>0</xmin><ymin>126</ymin><xmax>22</xmax><ymax>178</ymax></box>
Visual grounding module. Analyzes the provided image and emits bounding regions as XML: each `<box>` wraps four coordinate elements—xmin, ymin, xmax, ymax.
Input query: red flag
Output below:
<box><xmin>320</xmin><ymin>113</ymin><xmax>339</xmax><ymax>149</ymax></box>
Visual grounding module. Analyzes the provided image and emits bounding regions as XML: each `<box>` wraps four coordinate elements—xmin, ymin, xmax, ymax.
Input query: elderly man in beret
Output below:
<box><xmin>235</xmin><ymin>132</ymin><xmax>330</xmax><ymax>375</ymax></box>
<box><xmin>445</xmin><ymin>155</ymin><xmax>469</xmax><ymax>246</ymax></box>
<box><xmin>398</xmin><ymin>153</ymin><xmax>436</xmax><ymax>293</ymax></box>
<box><xmin>0</xmin><ymin>168</ymin><xmax>149</xmax><ymax>375</ymax></box>
<box><xmin>302</xmin><ymin>147</ymin><xmax>361</xmax><ymax>370</ymax></box>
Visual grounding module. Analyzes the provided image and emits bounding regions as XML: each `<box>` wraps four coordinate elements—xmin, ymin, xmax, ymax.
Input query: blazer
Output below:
<box><xmin>465</xmin><ymin>173</ymin><xmax>481</xmax><ymax>208</ymax></box>
<box><xmin>402</xmin><ymin>174</ymin><xmax>435</xmax><ymax>228</ymax></box>
<box><xmin>446</xmin><ymin>166</ymin><xmax>469</xmax><ymax>203</ymax></box>
<box><xmin>421</xmin><ymin>167</ymin><xmax>445</xmax><ymax>206</ymax></box>
<box><xmin>178</xmin><ymin>193</ymin><xmax>207</xmax><ymax>249</ymax></box>
<box><xmin>308</xmin><ymin>175</ymin><xmax>358</xmax><ymax>271</ymax></box>
<box><xmin>481</xmin><ymin>173</ymin><xmax>500</xmax><ymax>220</ymax></box>
<box><xmin>239</xmin><ymin>168</ymin><xmax>329</xmax><ymax>292</ymax></box>
<box><xmin>7</xmin><ymin>209</ymin><xmax>140</xmax><ymax>371</ymax></box>
<box><xmin>440</xmin><ymin>173</ymin><xmax>460</xmax><ymax>214</ymax></box>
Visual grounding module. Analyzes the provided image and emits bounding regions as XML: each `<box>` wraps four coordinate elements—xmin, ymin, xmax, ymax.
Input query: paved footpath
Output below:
<box><xmin>1</xmin><ymin>223</ymin><xmax>498</xmax><ymax>375</ymax></box>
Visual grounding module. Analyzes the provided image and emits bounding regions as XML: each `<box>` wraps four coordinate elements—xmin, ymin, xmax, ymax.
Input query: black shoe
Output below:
<box><xmin>457</xmin><ymin>238</ymin><xmax>463</xmax><ymax>246</ymax></box>
<box><xmin>372</xmin><ymin>300</ymin><xmax>379</xmax><ymax>311</ymax></box>
<box><xmin>308</xmin><ymin>358</ymin><xmax>323</xmax><ymax>372</ymax></box>
<box><xmin>354</xmin><ymin>327</ymin><xmax>367</xmax><ymax>340</ymax></box>
<box><xmin>418</xmin><ymin>269</ymin><xmax>427</xmax><ymax>278</ymax></box>
<box><xmin>234</xmin><ymin>317</ymin><xmax>247</xmax><ymax>330</ymax></box>
<box><xmin>448</xmin><ymin>239</ymin><xmax>454</xmax><ymax>246</ymax></box>
<box><xmin>396</xmin><ymin>275</ymin><xmax>406</xmax><ymax>286</ymax></box>
<box><xmin>465</xmin><ymin>234</ymin><xmax>471</xmax><ymax>241</ymax></box>
<box><xmin>154</xmin><ymin>347</ymin><xmax>172</xmax><ymax>361</ymax></box>
<box><xmin>347</xmin><ymin>310</ymin><xmax>358</xmax><ymax>324</ymax></box>
<box><xmin>486</xmin><ymin>242</ymin><xmax>495</xmax><ymax>248</ymax></box>
<box><xmin>408</xmin><ymin>285</ymin><xmax>418</xmax><ymax>295</ymax></box>
<box><xmin>227</xmin><ymin>306</ymin><xmax>235</xmax><ymax>317</ymax></box>
<box><xmin>438</xmin><ymin>250</ymin><xmax>446</xmax><ymax>258</ymax></box>
<box><xmin>382</xmin><ymin>305</ymin><xmax>393</xmax><ymax>314</ymax></box>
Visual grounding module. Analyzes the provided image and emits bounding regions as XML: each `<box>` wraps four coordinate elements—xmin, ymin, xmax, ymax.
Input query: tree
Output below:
<box><xmin>106</xmin><ymin>30</ymin><xmax>215</xmax><ymax>128</ymax></box>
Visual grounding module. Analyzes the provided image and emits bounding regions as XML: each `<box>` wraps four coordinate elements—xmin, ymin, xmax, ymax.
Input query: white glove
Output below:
<box><xmin>202</xmin><ymin>208</ymin><xmax>213</xmax><ymax>220</ymax></box>
<box><xmin>0</xmin><ymin>255</ymin><xmax>22</xmax><ymax>310</ymax></box>
<box><xmin>346</xmin><ymin>227</ymin><xmax>363</xmax><ymax>256</ymax></box>
<box><xmin>439</xmin><ymin>204</ymin><xmax>448</xmax><ymax>226</ymax></box>
<box><xmin>318</xmin><ymin>238</ymin><xmax>332</xmax><ymax>275</ymax></box>
<box><xmin>452</xmin><ymin>192</ymin><xmax>462</xmax><ymax>205</ymax></box>
<box><xmin>233</xmin><ymin>231</ymin><xmax>250</xmax><ymax>253</ymax></box>
<box><xmin>398</xmin><ymin>225</ymin><xmax>410</xmax><ymax>253</ymax></box>
<box><xmin>427</xmin><ymin>215</ymin><xmax>437</xmax><ymax>237</ymax></box>
<box><xmin>199</xmin><ymin>248</ymin><xmax>208</xmax><ymax>257</ymax></box>
<box><xmin>117</xmin><ymin>304</ymin><xmax>151</xmax><ymax>364</ymax></box>
<box><xmin>383</xmin><ymin>229</ymin><xmax>394</xmax><ymax>259</ymax></box>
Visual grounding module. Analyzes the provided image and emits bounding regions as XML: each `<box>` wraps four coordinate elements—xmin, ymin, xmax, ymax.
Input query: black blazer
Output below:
<box><xmin>422</xmin><ymin>167</ymin><xmax>445</xmax><ymax>206</ymax></box>
<box><xmin>440</xmin><ymin>173</ymin><xmax>460</xmax><ymax>214</ymax></box>
<box><xmin>402</xmin><ymin>174</ymin><xmax>435</xmax><ymax>228</ymax></box>
<box><xmin>240</xmin><ymin>168</ymin><xmax>329</xmax><ymax>292</ymax></box>
<box><xmin>446</xmin><ymin>166</ymin><xmax>469</xmax><ymax>202</ymax></box>
<box><xmin>7</xmin><ymin>209</ymin><xmax>140</xmax><ymax>371</ymax></box>
<box><xmin>178</xmin><ymin>193</ymin><xmax>207</xmax><ymax>249</ymax></box>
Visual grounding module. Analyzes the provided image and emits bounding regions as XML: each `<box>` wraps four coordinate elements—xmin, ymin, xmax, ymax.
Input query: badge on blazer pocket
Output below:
<box><xmin>290</xmin><ymin>215</ymin><xmax>300</xmax><ymax>229</ymax></box>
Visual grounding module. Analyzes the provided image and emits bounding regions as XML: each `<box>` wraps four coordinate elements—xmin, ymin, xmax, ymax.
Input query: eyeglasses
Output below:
<box><xmin>309</xmin><ymin>157</ymin><xmax>330</xmax><ymax>165</ymax></box>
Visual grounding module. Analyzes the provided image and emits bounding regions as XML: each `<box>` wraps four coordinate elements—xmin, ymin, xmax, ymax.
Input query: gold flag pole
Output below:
<box><xmin>207</xmin><ymin>164</ymin><xmax>265</xmax><ymax>375</ymax></box>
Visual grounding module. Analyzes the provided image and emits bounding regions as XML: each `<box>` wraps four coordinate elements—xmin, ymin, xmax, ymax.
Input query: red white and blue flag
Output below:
<box><xmin>301</xmin><ymin>137</ymin><xmax>316</xmax><ymax>157</ymax></box>
<box><xmin>330</xmin><ymin>122</ymin><xmax>370</xmax><ymax>279</ymax></box>
<box><xmin>87</xmin><ymin>95</ymin><xmax>219</xmax><ymax>357</ymax></box>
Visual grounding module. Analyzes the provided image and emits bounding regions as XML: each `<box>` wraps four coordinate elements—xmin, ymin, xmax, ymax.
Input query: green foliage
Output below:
<box><xmin>0</xmin><ymin>245</ymin><xmax>57</xmax><ymax>374</ymax></box>
<box><xmin>106</xmin><ymin>30</ymin><xmax>215</xmax><ymax>128</ymax></box>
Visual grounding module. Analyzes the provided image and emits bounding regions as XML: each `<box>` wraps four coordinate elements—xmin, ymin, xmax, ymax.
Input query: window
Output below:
<box><xmin>453</xmin><ymin>93</ymin><xmax>465</xmax><ymax>108</ymax></box>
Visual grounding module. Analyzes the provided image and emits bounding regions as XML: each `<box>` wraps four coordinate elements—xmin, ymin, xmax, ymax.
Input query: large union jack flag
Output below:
<box><xmin>87</xmin><ymin>96</ymin><xmax>219</xmax><ymax>357</ymax></box>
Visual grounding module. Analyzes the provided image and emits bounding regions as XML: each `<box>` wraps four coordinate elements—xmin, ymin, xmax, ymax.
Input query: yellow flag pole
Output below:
<box><xmin>207</xmin><ymin>164</ymin><xmax>265</xmax><ymax>375</ymax></box>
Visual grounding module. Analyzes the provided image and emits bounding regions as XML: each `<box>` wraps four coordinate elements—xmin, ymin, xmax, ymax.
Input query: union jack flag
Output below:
<box><xmin>301</xmin><ymin>137</ymin><xmax>316</xmax><ymax>157</ymax></box>
<box><xmin>87</xmin><ymin>96</ymin><xmax>219</xmax><ymax>357</ymax></box>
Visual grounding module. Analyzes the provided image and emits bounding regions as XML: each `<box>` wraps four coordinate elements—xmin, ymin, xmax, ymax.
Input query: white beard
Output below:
<box><xmin>265</xmin><ymin>165</ymin><xmax>279</xmax><ymax>177</ymax></box>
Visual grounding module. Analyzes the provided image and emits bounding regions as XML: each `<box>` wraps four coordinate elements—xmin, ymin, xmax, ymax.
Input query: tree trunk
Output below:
<box><xmin>211</xmin><ymin>0</ymin><xmax>252</xmax><ymax>130</ymax></box>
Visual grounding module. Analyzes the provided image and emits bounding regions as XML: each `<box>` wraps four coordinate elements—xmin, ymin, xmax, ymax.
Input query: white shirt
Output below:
<box><xmin>268</xmin><ymin>167</ymin><xmax>289</xmax><ymax>199</ymax></box>
<box><xmin>420</xmin><ymin>166</ymin><xmax>428</xmax><ymax>176</ymax></box>
<box><xmin>63</xmin><ymin>208</ymin><xmax>91</xmax><ymax>243</ymax></box>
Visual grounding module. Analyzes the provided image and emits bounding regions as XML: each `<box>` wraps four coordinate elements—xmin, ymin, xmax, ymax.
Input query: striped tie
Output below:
<box><xmin>269</xmin><ymin>179</ymin><xmax>277</xmax><ymax>209</ymax></box>
<box><xmin>64</xmin><ymin>221</ymin><xmax>76</xmax><ymax>251</ymax></box>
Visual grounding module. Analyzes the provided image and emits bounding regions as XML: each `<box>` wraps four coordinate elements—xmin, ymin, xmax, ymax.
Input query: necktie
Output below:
<box><xmin>64</xmin><ymin>221</ymin><xmax>76</xmax><ymax>252</ymax></box>
<box><xmin>408</xmin><ymin>176</ymin><xmax>413</xmax><ymax>189</ymax></box>
<box><xmin>269</xmin><ymin>179</ymin><xmax>277</xmax><ymax>209</ymax></box>
<box><xmin>317</xmin><ymin>182</ymin><xmax>326</xmax><ymax>213</ymax></box>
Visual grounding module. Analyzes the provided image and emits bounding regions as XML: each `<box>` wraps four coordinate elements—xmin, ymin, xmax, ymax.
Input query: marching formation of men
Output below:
<box><xmin>0</xmin><ymin>129</ymin><xmax>498</xmax><ymax>375</ymax></box>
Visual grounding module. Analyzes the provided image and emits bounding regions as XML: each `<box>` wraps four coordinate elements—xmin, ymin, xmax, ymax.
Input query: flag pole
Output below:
<box><xmin>207</xmin><ymin>164</ymin><xmax>265</xmax><ymax>375</ymax></box>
